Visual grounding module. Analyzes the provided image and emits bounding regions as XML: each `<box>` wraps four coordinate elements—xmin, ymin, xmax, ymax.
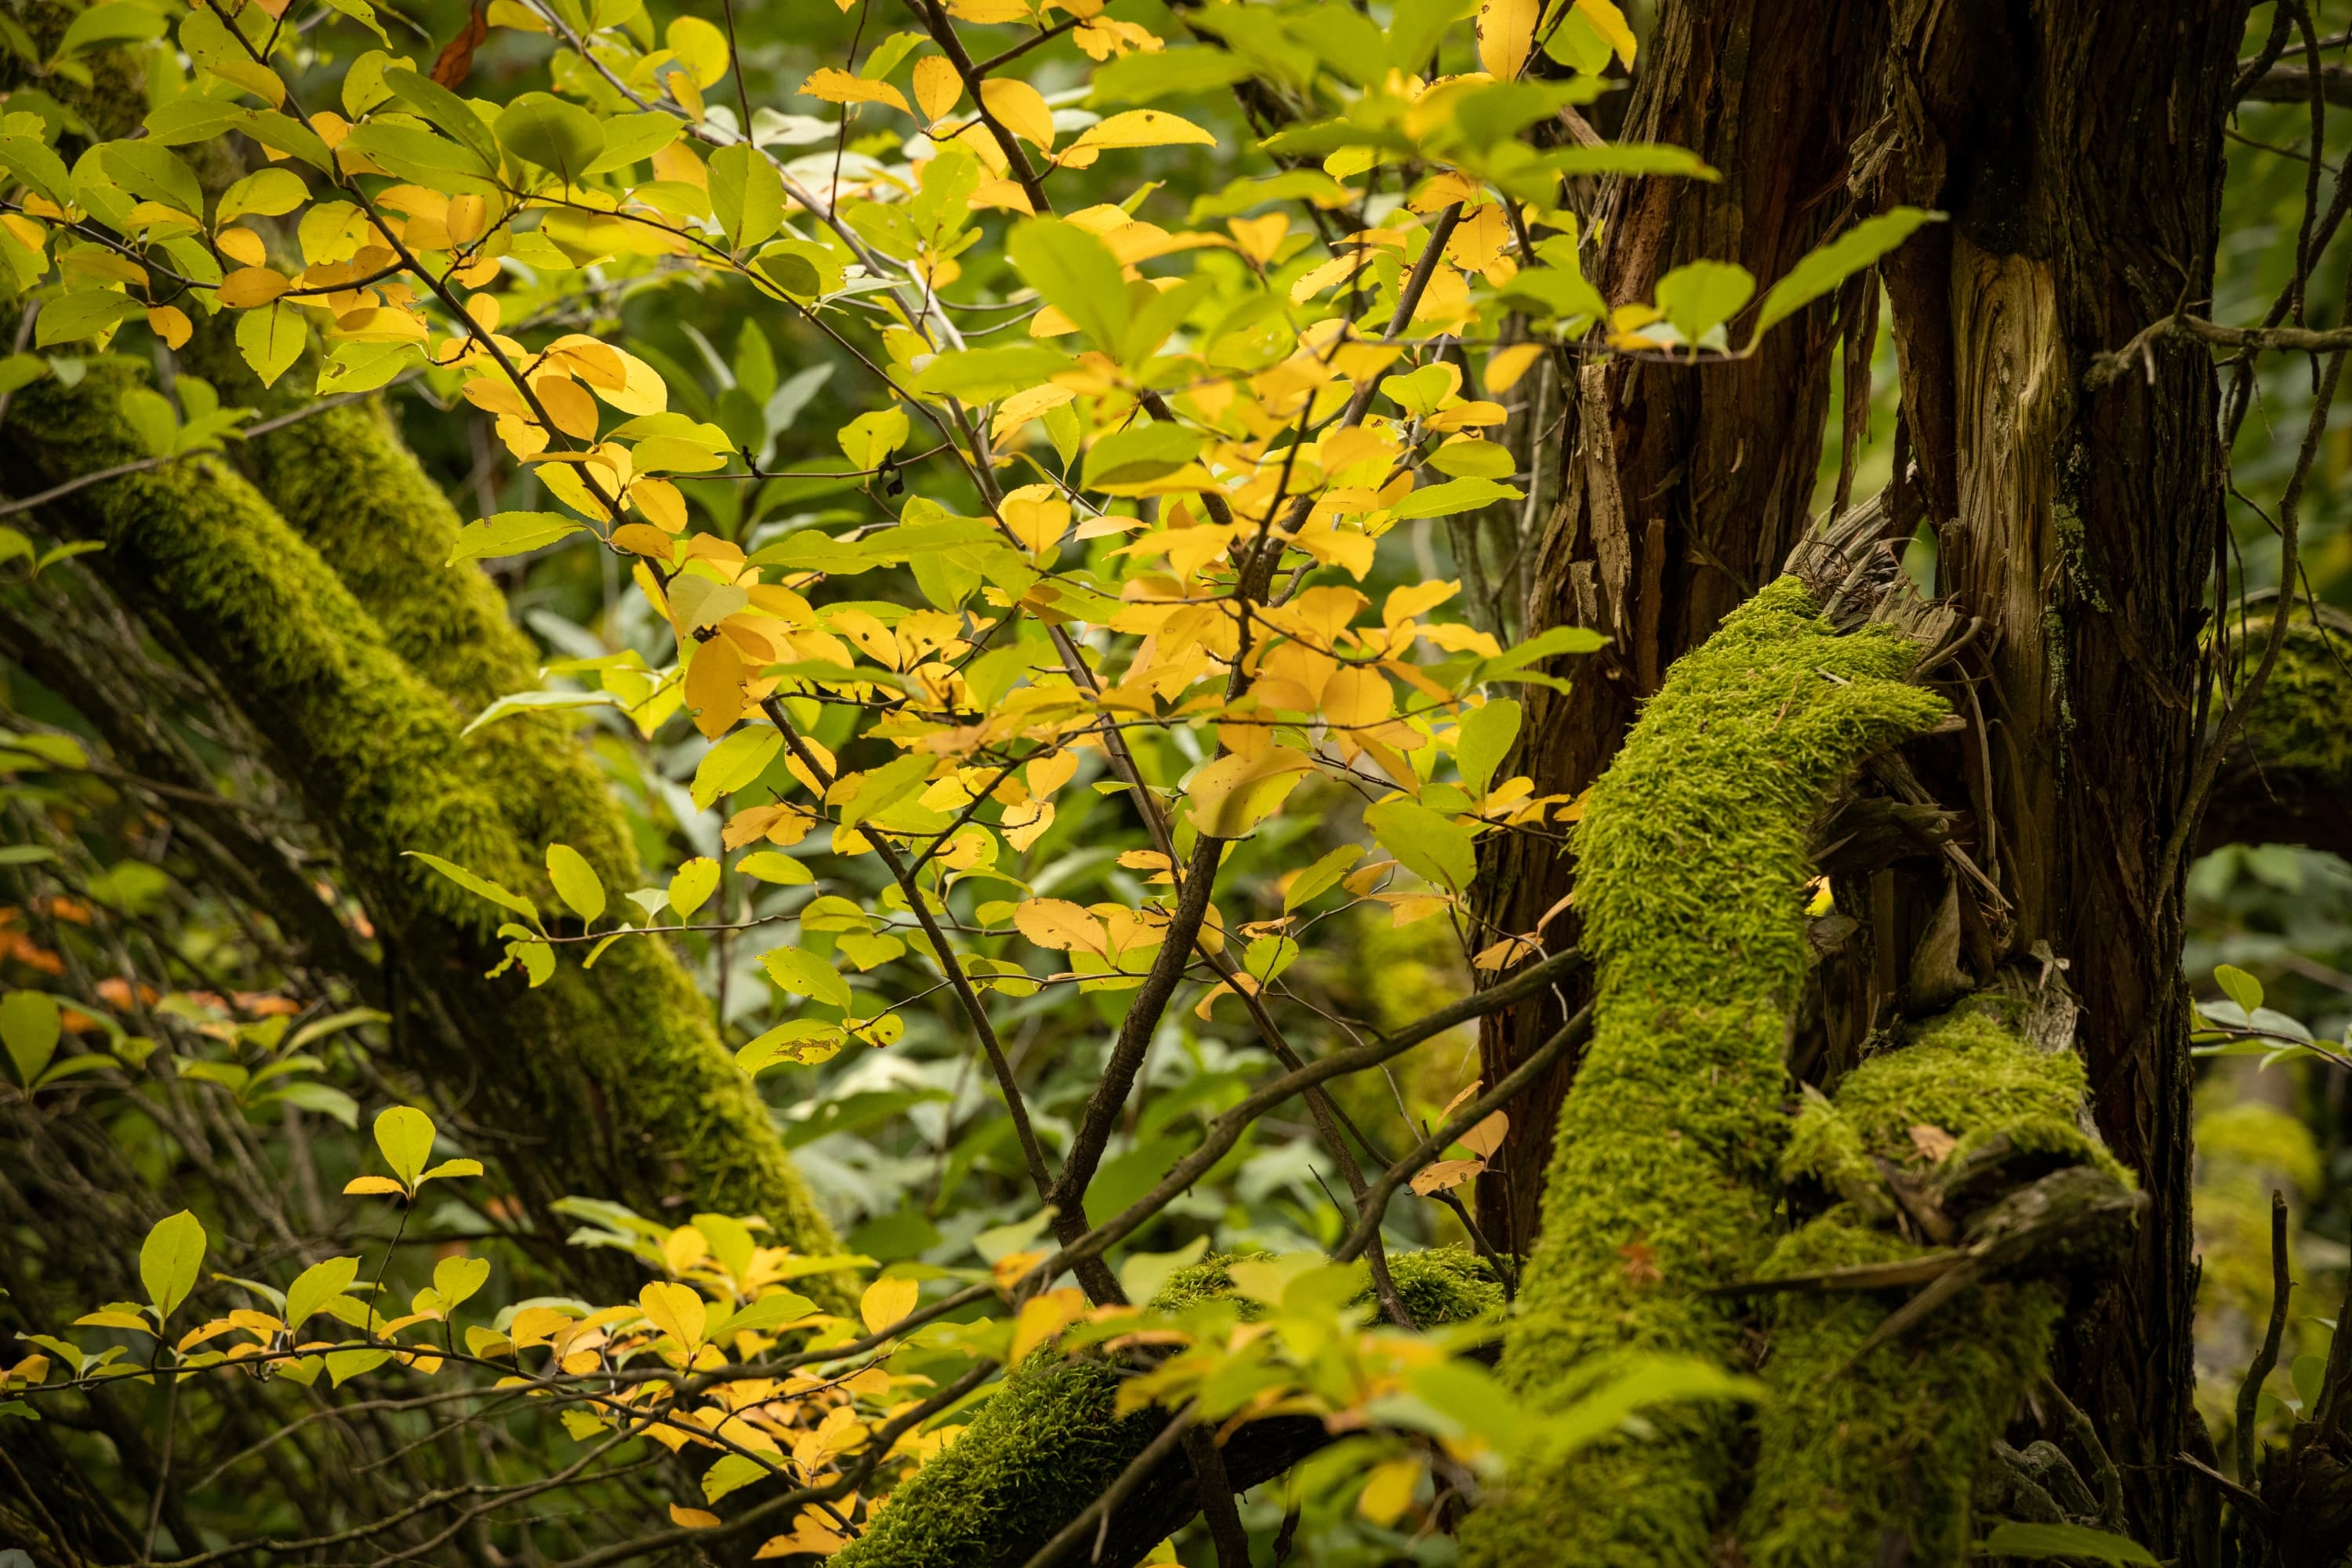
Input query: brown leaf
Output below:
<box><xmin>1617</xmin><ymin>1240</ymin><xmax>1662</xmax><ymax>1287</ymax></box>
<box><xmin>1459</xmin><ymin>1109</ymin><xmax>1508</xmax><ymax>1159</ymax></box>
<box><xmin>1410</xmin><ymin>1157</ymin><xmax>1483</xmax><ymax>1196</ymax></box>
<box><xmin>430</xmin><ymin>1</ymin><xmax>490</xmax><ymax>88</ymax></box>
<box><xmin>1907</xmin><ymin>1123</ymin><xmax>1958</xmax><ymax>1163</ymax></box>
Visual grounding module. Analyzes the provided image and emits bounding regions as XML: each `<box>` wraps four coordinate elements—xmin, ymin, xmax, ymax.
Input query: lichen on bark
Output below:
<box><xmin>2</xmin><ymin>361</ymin><xmax>842</xmax><ymax>1294</ymax></box>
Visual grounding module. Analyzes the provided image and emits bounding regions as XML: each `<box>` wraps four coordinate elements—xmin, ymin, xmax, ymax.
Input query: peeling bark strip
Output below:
<box><xmin>1478</xmin><ymin>0</ymin><xmax>1892</xmax><ymax>1258</ymax></box>
<box><xmin>0</xmin><ymin>362</ymin><xmax>844</xmax><ymax>1301</ymax></box>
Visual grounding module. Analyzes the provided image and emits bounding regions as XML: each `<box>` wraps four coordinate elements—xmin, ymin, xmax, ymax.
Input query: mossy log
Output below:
<box><xmin>2</xmin><ymin>362</ymin><xmax>842</xmax><ymax>1298</ymax></box>
<box><xmin>835</xmin><ymin>1250</ymin><xmax>1503</xmax><ymax>1568</ymax></box>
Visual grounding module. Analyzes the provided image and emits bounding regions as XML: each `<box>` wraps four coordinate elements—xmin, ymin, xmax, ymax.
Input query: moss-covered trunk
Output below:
<box><xmin>1475</xmin><ymin>0</ymin><xmax>1892</xmax><ymax>1259</ymax></box>
<box><xmin>1</xmin><ymin>365</ymin><xmax>842</xmax><ymax>1300</ymax></box>
<box><xmin>1856</xmin><ymin>1</ymin><xmax>2250</xmax><ymax>1552</ymax></box>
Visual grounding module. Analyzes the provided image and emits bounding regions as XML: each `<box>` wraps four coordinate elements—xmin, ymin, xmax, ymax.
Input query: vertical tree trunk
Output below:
<box><xmin>1479</xmin><ymin>0</ymin><xmax>1889</xmax><ymax>1256</ymax></box>
<box><xmin>1860</xmin><ymin>2</ymin><xmax>2248</xmax><ymax>1551</ymax></box>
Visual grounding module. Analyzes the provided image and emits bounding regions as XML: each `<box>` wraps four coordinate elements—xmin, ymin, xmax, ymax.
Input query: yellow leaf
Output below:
<box><xmin>218</xmin><ymin>266</ymin><xmax>291</xmax><ymax>307</ymax></box>
<box><xmin>1013</xmin><ymin>897</ymin><xmax>1107</xmax><ymax>956</ymax></box>
<box><xmin>667</xmin><ymin>15</ymin><xmax>729</xmax><ymax>89</ymax></box>
<box><xmin>1007</xmin><ymin>1287</ymin><xmax>1087</xmax><ymax>1363</ymax></box>
<box><xmin>912</xmin><ymin>55</ymin><xmax>962</xmax><ymax>122</ymax></box>
<box><xmin>978</xmin><ymin>78</ymin><xmax>1054</xmax><ymax>150</ymax></box>
<box><xmin>1227</xmin><ymin>212</ymin><xmax>1289</xmax><ymax>265</ymax></box>
<box><xmin>1026</xmin><ymin>750</ymin><xmax>1078</xmax><ymax>800</ymax></box>
<box><xmin>342</xmin><ymin>1175</ymin><xmax>406</xmax><ymax>1196</ymax></box>
<box><xmin>670</xmin><ymin>1504</ymin><xmax>721</xmax><ymax>1530</ymax></box>
<box><xmin>1476</xmin><ymin>0</ymin><xmax>1540</xmax><ymax>80</ymax></box>
<box><xmin>638</xmin><ymin>1281</ymin><xmax>707</xmax><ymax>1352</ymax></box>
<box><xmin>1000</xmin><ymin>492</ymin><xmax>1069</xmax><ymax>557</ymax></box>
<box><xmin>859</xmin><ymin>1276</ymin><xmax>919</xmax><ymax>1337</ymax></box>
<box><xmin>1358</xmin><ymin>1456</ymin><xmax>1421</xmax><ymax>1524</ymax></box>
<box><xmin>1066</xmin><ymin>109</ymin><xmax>1217</xmax><ymax>154</ymax></box>
<box><xmin>147</xmin><ymin>306</ymin><xmax>192</xmax><ymax>349</ymax></box>
<box><xmin>1321</xmin><ymin>666</ymin><xmax>1394</xmax><ymax>730</ymax></box>
<box><xmin>1186</xmin><ymin>748</ymin><xmax>1318</xmax><ymax>839</ymax></box>
<box><xmin>801</xmin><ymin>67</ymin><xmax>910</xmax><ymax>114</ymax></box>
<box><xmin>215</xmin><ymin>226</ymin><xmax>268</xmax><ymax>267</ymax></box>
<box><xmin>1577</xmin><ymin>0</ymin><xmax>1639</xmax><ymax>67</ymax></box>
<box><xmin>1485</xmin><ymin>342</ymin><xmax>1544</xmax><ymax>394</ymax></box>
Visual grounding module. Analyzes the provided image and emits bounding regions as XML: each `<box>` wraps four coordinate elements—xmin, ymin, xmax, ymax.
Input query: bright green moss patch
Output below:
<box><xmin>1739</xmin><ymin>1212</ymin><xmax>2062</xmax><ymax>1568</ymax></box>
<box><xmin>1781</xmin><ymin>1005</ymin><xmax>2122</xmax><ymax>1219</ymax></box>
<box><xmin>1461</xmin><ymin>579</ymin><xmax>1948</xmax><ymax>1568</ymax></box>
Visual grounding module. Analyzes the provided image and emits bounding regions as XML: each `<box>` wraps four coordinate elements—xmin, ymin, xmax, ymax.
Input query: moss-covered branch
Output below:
<box><xmin>836</xmin><ymin>1250</ymin><xmax>1502</xmax><ymax>1568</ymax></box>
<box><xmin>2198</xmin><ymin>603</ymin><xmax>2352</xmax><ymax>860</ymax></box>
<box><xmin>2</xmin><ymin>362</ymin><xmax>842</xmax><ymax>1297</ymax></box>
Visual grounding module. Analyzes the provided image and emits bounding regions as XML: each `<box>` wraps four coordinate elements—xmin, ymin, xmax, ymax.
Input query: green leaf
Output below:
<box><xmin>56</xmin><ymin>1</ymin><xmax>169</xmax><ymax>59</ymax></box>
<box><xmin>1754</xmin><ymin>208</ymin><xmax>1942</xmax><ymax>339</ymax></box>
<box><xmin>2215</xmin><ymin>963</ymin><xmax>2264</xmax><ymax>1016</ymax></box>
<box><xmin>374</xmin><ymin>1105</ymin><xmax>437</xmax><ymax>1187</ymax></box>
<box><xmin>913</xmin><ymin>345</ymin><xmax>1076</xmax><ymax>400</ymax></box>
<box><xmin>285</xmin><ymin>1256</ymin><xmax>359</xmax><ymax>1327</ymax></box>
<box><xmin>1392</xmin><ymin>476</ymin><xmax>1523</xmax><ymax>520</ymax></box>
<box><xmin>584</xmin><ymin>111</ymin><xmax>681</xmax><ymax>175</ymax></box>
<box><xmin>708</xmin><ymin>1289</ymin><xmax>817</xmax><ymax>1338</ymax></box>
<box><xmin>1284</xmin><ymin>844</ymin><xmax>1363</xmax><ymax>912</ymax></box>
<box><xmin>708</xmin><ymin>143</ymin><xmax>784</xmax><ymax>252</ymax></box>
<box><xmin>1976</xmin><ymin>1523</ymin><xmax>2156</xmax><ymax>1566</ymax></box>
<box><xmin>736</xmin><ymin>850</ymin><xmax>813</xmax><ymax>886</ymax></box>
<box><xmin>837</xmin><ymin>752</ymin><xmax>933</xmax><ymax>827</ymax></box>
<box><xmin>701</xmin><ymin>1452</ymin><xmax>771</xmax><ymax>1504</ymax></box>
<box><xmin>326</xmin><ymin>1347</ymin><xmax>390</xmax><ymax>1386</ymax></box>
<box><xmin>434</xmin><ymin>1254</ymin><xmax>490</xmax><ymax>1309</ymax></box>
<box><xmin>753</xmin><ymin>238</ymin><xmax>840</xmax><ymax>300</ymax></box>
<box><xmin>1455</xmin><ymin>698</ymin><xmax>1522</xmax><ymax>797</ymax></box>
<box><xmin>1091</xmin><ymin>46</ymin><xmax>1254</xmax><ymax>107</ymax></box>
<box><xmin>668</xmin><ymin>856</ymin><xmax>720</xmax><ymax>920</ymax></box>
<box><xmin>761</xmin><ymin>946</ymin><xmax>852</xmax><ymax>1009</ymax></box>
<box><xmin>691</xmin><ymin>726</ymin><xmax>783</xmax><ymax>810</ymax></box>
<box><xmin>336</xmin><ymin>122</ymin><xmax>499</xmax><ymax>192</ymax></box>
<box><xmin>448</xmin><ymin>511</ymin><xmax>582</xmax><ymax>564</ymax></box>
<box><xmin>2</xmin><ymin>990</ymin><xmax>63</xmax><ymax>1086</ymax></box>
<box><xmin>316</xmin><ymin>340</ymin><xmax>422</xmax><ymax>397</ymax></box>
<box><xmin>0</xmin><ymin>135</ymin><xmax>71</xmax><ymax>207</ymax></box>
<box><xmin>140</xmin><ymin>1210</ymin><xmax>207</xmax><ymax>1323</ymax></box>
<box><xmin>318</xmin><ymin>0</ymin><xmax>392</xmax><ymax>45</ymax></box>
<box><xmin>1481</xmin><ymin>623</ymin><xmax>1606</xmax><ymax>683</ymax></box>
<box><xmin>546</xmin><ymin>843</ymin><xmax>606</xmax><ymax>923</ymax></box>
<box><xmin>737</xmin><ymin>1020</ymin><xmax>844</xmax><ymax>1073</ymax></box>
<box><xmin>1083</xmin><ymin>421</ymin><xmax>1207</xmax><ymax>489</ymax></box>
<box><xmin>1008</xmin><ymin>218</ymin><xmax>1131</xmax><ymax>360</ymax></box>
<box><xmin>495</xmin><ymin>92</ymin><xmax>605</xmax><ymax>182</ymax></box>
<box><xmin>217</xmin><ymin>167</ymin><xmax>309</xmax><ymax>225</ymax></box>
<box><xmin>99</xmin><ymin>140</ymin><xmax>202</xmax><ymax>218</ymax></box>
<box><xmin>34</xmin><ymin>289</ymin><xmax>143</xmax><ymax>349</ymax></box>
<box><xmin>1363</xmin><ymin>797</ymin><xmax>1478</xmax><ymax>891</ymax></box>
<box><xmin>837</xmin><ymin>407</ymin><xmax>909</xmax><ymax>470</ymax></box>
<box><xmin>403</xmin><ymin>851</ymin><xmax>540</xmax><ymax>922</ymax></box>
<box><xmin>235</xmin><ymin>302</ymin><xmax>307</xmax><ymax>390</ymax></box>
<box><xmin>1653</xmin><ymin>260</ymin><xmax>1755</xmax><ymax>345</ymax></box>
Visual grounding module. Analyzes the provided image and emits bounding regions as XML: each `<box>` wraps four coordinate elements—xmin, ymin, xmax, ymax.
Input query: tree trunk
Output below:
<box><xmin>1858</xmin><ymin>1</ymin><xmax>2249</xmax><ymax>1552</ymax></box>
<box><xmin>1477</xmin><ymin>0</ymin><xmax>1890</xmax><ymax>1258</ymax></box>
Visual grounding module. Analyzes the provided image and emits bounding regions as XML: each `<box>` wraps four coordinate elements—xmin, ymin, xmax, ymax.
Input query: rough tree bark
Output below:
<box><xmin>1476</xmin><ymin>0</ymin><xmax>1891</xmax><ymax>1258</ymax></box>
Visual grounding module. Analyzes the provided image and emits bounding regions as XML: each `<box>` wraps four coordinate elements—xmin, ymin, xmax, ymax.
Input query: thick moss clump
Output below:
<box><xmin>1738</xmin><ymin>1214</ymin><xmax>2063</xmax><ymax>1568</ymax></box>
<box><xmin>837</xmin><ymin>1249</ymin><xmax>1498</xmax><ymax>1568</ymax></box>
<box><xmin>1742</xmin><ymin>1002</ymin><xmax>2110</xmax><ymax>1566</ymax></box>
<box><xmin>3</xmin><ymin>365</ymin><xmax>840</xmax><ymax>1294</ymax></box>
<box><xmin>1780</xmin><ymin>1006</ymin><xmax>2122</xmax><ymax>1218</ymax></box>
<box><xmin>1460</xmin><ymin>579</ymin><xmax>1948</xmax><ymax>1568</ymax></box>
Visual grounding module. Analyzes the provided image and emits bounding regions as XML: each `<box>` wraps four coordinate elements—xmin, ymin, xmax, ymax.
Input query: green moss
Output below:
<box><xmin>2238</xmin><ymin>612</ymin><xmax>2352</xmax><ymax>786</ymax></box>
<box><xmin>837</xmin><ymin>1249</ymin><xmax>1498</xmax><ymax>1568</ymax></box>
<box><xmin>1461</xmin><ymin>579</ymin><xmax>1948</xmax><ymax>1568</ymax></box>
<box><xmin>1780</xmin><ymin>1007</ymin><xmax>2122</xmax><ymax>1219</ymax></box>
<box><xmin>1738</xmin><ymin>1211</ymin><xmax>2062</xmax><ymax>1568</ymax></box>
<box><xmin>5</xmin><ymin>364</ymin><xmax>842</xmax><ymax>1298</ymax></box>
